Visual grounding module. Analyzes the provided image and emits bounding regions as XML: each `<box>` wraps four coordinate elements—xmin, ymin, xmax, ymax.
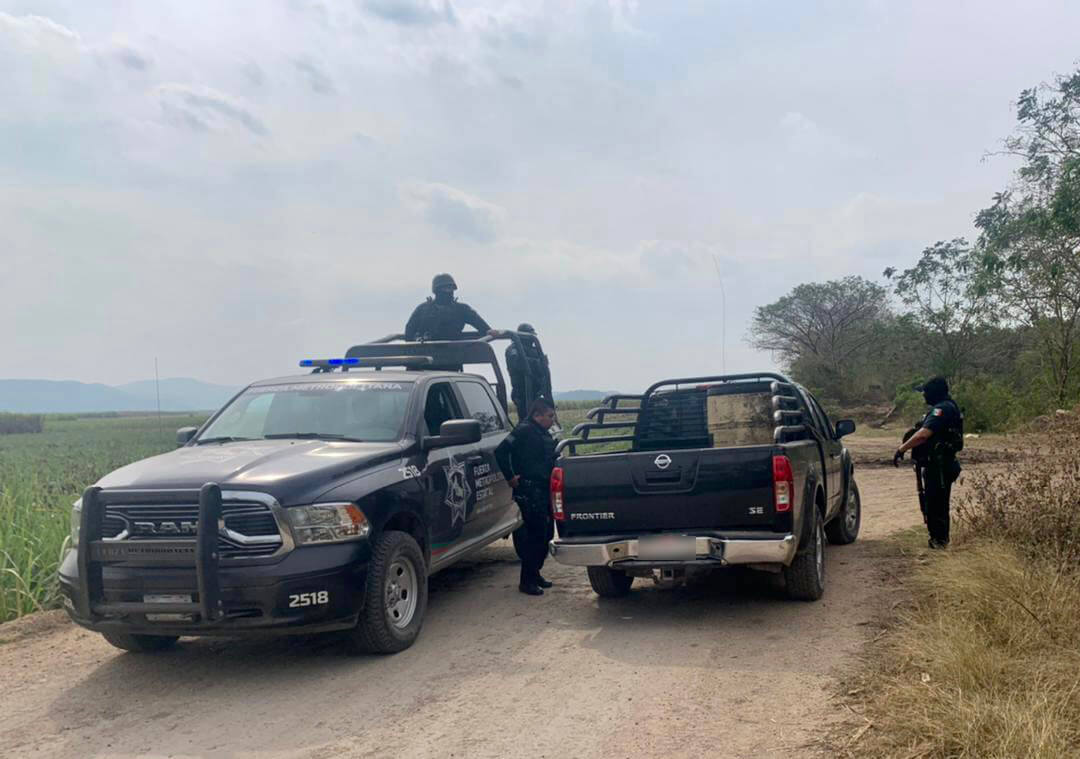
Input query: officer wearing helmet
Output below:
<box><xmin>405</xmin><ymin>274</ymin><xmax>496</xmax><ymax>342</ymax></box>
<box><xmin>505</xmin><ymin>323</ymin><xmax>554</xmax><ymax>420</ymax></box>
<box><xmin>893</xmin><ymin>376</ymin><xmax>964</xmax><ymax>549</ymax></box>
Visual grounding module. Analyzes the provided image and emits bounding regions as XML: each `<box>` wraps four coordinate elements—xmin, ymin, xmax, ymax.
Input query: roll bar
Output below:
<box><xmin>346</xmin><ymin>330</ymin><xmax>547</xmax><ymax>414</ymax></box>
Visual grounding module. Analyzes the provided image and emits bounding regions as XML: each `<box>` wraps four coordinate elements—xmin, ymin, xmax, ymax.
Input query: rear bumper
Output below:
<box><xmin>549</xmin><ymin>532</ymin><xmax>797</xmax><ymax>568</ymax></box>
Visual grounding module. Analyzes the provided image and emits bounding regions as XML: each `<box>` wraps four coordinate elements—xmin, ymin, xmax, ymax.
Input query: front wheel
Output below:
<box><xmin>101</xmin><ymin>631</ymin><xmax>179</xmax><ymax>653</ymax></box>
<box><xmin>347</xmin><ymin>530</ymin><xmax>428</xmax><ymax>654</ymax></box>
<box><xmin>587</xmin><ymin>566</ymin><xmax>634</xmax><ymax>598</ymax></box>
<box><xmin>825</xmin><ymin>479</ymin><xmax>861</xmax><ymax>545</ymax></box>
<box><xmin>784</xmin><ymin>508</ymin><xmax>825</xmax><ymax>601</ymax></box>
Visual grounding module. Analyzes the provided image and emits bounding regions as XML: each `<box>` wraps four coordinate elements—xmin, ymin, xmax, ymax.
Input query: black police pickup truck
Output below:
<box><xmin>59</xmin><ymin>337</ymin><xmax>533</xmax><ymax>654</ymax></box>
<box><xmin>549</xmin><ymin>373</ymin><xmax>861</xmax><ymax>600</ymax></box>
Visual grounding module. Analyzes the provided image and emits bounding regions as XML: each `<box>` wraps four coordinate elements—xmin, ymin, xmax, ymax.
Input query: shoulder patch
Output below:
<box><xmin>933</xmin><ymin>408</ymin><xmax>944</xmax><ymax>417</ymax></box>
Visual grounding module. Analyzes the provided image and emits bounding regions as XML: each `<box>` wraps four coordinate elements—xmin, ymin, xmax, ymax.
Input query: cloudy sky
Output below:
<box><xmin>3</xmin><ymin>1</ymin><xmax>1080</xmax><ymax>391</ymax></box>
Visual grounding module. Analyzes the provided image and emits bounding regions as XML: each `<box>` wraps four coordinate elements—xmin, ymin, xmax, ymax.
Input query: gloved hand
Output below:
<box><xmin>892</xmin><ymin>449</ymin><xmax>904</xmax><ymax>468</ymax></box>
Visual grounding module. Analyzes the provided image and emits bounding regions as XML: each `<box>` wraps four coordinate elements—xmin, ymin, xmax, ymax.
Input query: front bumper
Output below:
<box><xmin>58</xmin><ymin>542</ymin><xmax>369</xmax><ymax>637</ymax></box>
<box><xmin>549</xmin><ymin>532</ymin><xmax>797</xmax><ymax>568</ymax></box>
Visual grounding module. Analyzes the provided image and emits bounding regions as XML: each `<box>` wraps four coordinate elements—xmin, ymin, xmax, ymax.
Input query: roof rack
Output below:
<box><xmin>344</xmin><ymin>329</ymin><xmax>548</xmax><ymax>414</ymax></box>
<box><xmin>554</xmin><ymin>372</ymin><xmax>817</xmax><ymax>455</ymax></box>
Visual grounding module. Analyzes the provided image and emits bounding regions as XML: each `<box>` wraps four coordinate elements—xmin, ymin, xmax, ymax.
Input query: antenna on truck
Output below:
<box><xmin>712</xmin><ymin>255</ymin><xmax>727</xmax><ymax>374</ymax></box>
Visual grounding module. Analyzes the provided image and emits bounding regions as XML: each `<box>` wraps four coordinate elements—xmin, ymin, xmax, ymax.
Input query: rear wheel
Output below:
<box><xmin>825</xmin><ymin>479</ymin><xmax>861</xmax><ymax>545</ymax></box>
<box><xmin>587</xmin><ymin>566</ymin><xmax>634</xmax><ymax>598</ymax></box>
<box><xmin>101</xmin><ymin>631</ymin><xmax>179</xmax><ymax>653</ymax></box>
<box><xmin>784</xmin><ymin>508</ymin><xmax>825</xmax><ymax>601</ymax></box>
<box><xmin>348</xmin><ymin>530</ymin><xmax>428</xmax><ymax>654</ymax></box>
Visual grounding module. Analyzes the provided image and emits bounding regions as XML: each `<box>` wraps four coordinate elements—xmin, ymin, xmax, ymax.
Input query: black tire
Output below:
<box><xmin>586</xmin><ymin>566</ymin><xmax>634</xmax><ymax>598</ymax></box>
<box><xmin>101</xmin><ymin>631</ymin><xmax>179</xmax><ymax>653</ymax></box>
<box><xmin>783</xmin><ymin>507</ymin><xmax>825</xmax><ymax>601</ymax></box>
<box><xmin>511</xmin><ymin>527</ymin><xmax>526</xmax><ymax>561</ymax></box>
<box><xmin>348</xmin><ymin>530</ymin><xmax>428</xmax><ymax>654</ymax></box>
<box><xmin>825</xmin><ymin>478</ymin><xmax>861</xmax><ymax>545</ymax></box>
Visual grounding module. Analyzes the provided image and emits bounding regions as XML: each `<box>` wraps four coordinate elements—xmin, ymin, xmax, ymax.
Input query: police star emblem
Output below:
<box><xmin>443</xmin><ymin>456</ymin><xmax>471</xmax><ymax>526</ymax></box>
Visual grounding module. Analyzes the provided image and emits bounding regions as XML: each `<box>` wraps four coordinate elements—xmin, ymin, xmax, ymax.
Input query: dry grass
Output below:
<box><xmin>839</xmin><ymin>413</ymin><xmax>1080</xmax><ymax>758</ymax></box>
<box><xmin>841</xmin><ymin>543</ymin><xmax>1080</xmax><ymax>758</ymax></box>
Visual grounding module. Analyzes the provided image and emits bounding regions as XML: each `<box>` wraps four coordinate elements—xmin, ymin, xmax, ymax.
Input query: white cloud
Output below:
<box><xmin>293</xmin><ymin>57</ymin><xmax>336</xmax><ymax>94</ymax></box>
<box><xmin>402</xmin><ymin>181</ymin><xmax>504</xmax><ymax>243</ymax></box>
<box><xmin>778</xmin><ymin>111</ymin><xmax>866</xmax><ymax>160</ymax></box>
<box><xmin>361</xmin><ymin>0</ymin><xmax>457</xmax><ymax>27</ymax></box>
<box><xmin>157</xmin><ymin>84</ymin><xmax>269</xmax><ymax>136</ymax></box>
<box><xmin>4</xmin><ymin>1</ymin><xmax>1080</xmax><ymax>390</ymax></box>
<box><xmin>0</xmin><ymin>12</ymin><xmax>80</xmax><ymax>48</ymax></box>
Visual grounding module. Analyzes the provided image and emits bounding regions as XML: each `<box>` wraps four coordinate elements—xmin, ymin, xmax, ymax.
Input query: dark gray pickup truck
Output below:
<box><xmin>549</xmin><ymin>373</ymin><xmax>861</xmax><ymax>600</ymax></box>
<box><xmin>59</xmin><ymin>336</ymin><xmax>533</xmax><ymax>654</ymax></box>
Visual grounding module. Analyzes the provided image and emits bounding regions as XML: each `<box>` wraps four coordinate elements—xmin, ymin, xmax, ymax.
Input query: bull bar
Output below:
<box><xmin>76</xmin><ymin>483</ymin><xmax>229</xmax><ymax>623</ymax></box>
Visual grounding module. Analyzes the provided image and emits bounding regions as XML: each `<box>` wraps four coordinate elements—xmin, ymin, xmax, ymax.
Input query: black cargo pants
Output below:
<box><xmin>516</xmin><ymin>482</ymin><xmax>553</xmax><ymax>586</ymax></box>
<box><xmin>924</xmin><ymin>461</ymin><xmax>961</xmax><ymax>545</ymax></box>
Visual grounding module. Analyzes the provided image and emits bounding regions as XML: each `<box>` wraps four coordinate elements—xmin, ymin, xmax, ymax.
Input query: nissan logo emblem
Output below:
<box><xmin>654</xmin><ymin>454</ymin><xmax>672</xmax><ymax>470</ymax></box>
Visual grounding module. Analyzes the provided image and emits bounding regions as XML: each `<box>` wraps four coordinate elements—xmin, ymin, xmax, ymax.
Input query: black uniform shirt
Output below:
<box><xmin>404</xmin><ymin>299</ymin><xmax>491</xmax><ymax>341</ymax></box>
<box><xmin>495</xmin><ymin>419</ymin><xmax>557</xmax><ymax>484</ymax></box>
<box><xmin>505</xmin><ymin>338</ymin><xmax>553</xmax><ymax>402</ymax></box>
<box><xmin>921</xmin><ymin>398</ymin><xmax>963</xmax><ymax>462</ymax></box>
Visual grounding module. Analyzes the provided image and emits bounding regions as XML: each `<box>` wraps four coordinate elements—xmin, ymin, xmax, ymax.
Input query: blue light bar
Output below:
<box><xmin>298</xmin><ymin>357</ymin><xmax>361</xmax><ymax>368</ymax></box>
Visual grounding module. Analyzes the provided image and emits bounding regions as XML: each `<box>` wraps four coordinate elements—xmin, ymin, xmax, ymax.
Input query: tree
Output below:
<box><xmin>884</xmin><ymin>238</ymin><xmax>996</xmax><ymax>381</ymax></box>
<box><xmin>748</xmin><ymin>277</ymin><xmax>890</xmax><ymax>399</ymax></box>
<box><xmin>976</xmin><ymin>69</ymin><xmax>1080</xmax><ymax>406</ymax></box>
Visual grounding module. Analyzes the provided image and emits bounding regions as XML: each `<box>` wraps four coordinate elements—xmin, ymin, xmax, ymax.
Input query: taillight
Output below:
<box><xmin>550</xmin><ymin>467</ymin><xmax>565</xmax><ymax>521</ymax></box>
<box><xmin>772</xmin><ymin>455</ymin><xmax>794</xmax><ymax>513</ymax></box>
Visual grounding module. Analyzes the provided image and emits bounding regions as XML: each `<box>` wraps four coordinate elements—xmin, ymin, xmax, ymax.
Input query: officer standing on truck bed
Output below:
<box><xmin>405</xmin><ymin>273</ymin><xmax>497</xmax><ymax>342</ymax></box>
<box><xmin>893</xmin><ymin>376</ymin><xmax>964</xmax><ymax>549</ymax></box>
<box><xmin>505</xmin><ymin>323</ymin><xmax>554</xmax><ymax>420</ymax></box>
<box><xmin>495</xmin><ymin>397</ymin><xmax>558</xmax><ymax>596</ymax></box>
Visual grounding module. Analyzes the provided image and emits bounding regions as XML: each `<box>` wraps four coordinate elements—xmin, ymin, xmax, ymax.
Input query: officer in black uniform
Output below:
<box><xmin>505</xmin><ymin>323</ymin><xmax>554</xmax><ymax>420</ymax></box>
<box><xmin>405</xmin><ymin>274</ymin><xmax>496</xmax><ymax>341</ymax></box>
<box><xmin>495</xmin><ymin>397</ymin><xmax>558</xmax><ymax>596</ymax></box>
<box><xmin>893</xmin><ymin>376</ymin><xmax>964</xmax><ymax>549</ymax></box>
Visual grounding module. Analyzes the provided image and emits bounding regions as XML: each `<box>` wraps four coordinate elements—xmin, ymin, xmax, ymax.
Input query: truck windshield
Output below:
<box><xmin>198</xmin><ymin>381</ymin><xmax>413</xmax><ymax>443</ymax></box>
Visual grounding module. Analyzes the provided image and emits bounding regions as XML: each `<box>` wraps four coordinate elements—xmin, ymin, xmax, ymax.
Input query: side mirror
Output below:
<box><xmin>176</xmin><ymin>426</ymin><xmax>199</xmax><ymax>446</ymax></box>
<box><xmin>422</xmin><ymin>419</ymin><xmax>482</xmax><ymax>451</ymax></box>
<box><xmin>835</xmin><ymin>419</ymin><xmax>856</xmax><ymax>438</ymax></box>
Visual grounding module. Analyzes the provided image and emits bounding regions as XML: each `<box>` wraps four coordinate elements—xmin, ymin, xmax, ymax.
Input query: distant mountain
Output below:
<box><xmin>554</xmin><ymin>389</ymin><xmax>621</xmax><ymax>401</ymax></box>
<box><xmin>0</xmin><ymin>378</ymin><xmax>240</xmax><ymax>413</ymax></box>
<box><xmin>117</xmin><ymin>378</ymin><xmax>241</xmax><ymax>412</ymax></box>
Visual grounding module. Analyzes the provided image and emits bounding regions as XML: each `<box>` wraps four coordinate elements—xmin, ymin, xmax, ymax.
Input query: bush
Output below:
<box><xmin>955</xmin><ymin>412</ymin><xmax>1080</xmax><ymax>563</ymax></box>
<box><xmin>0</xmin><ymin>413</ymin><xmax>44</xmax><ymax>435</ymax></box>
<box><xmin>952</xmin><ymin>377</ymin><xmax>1018</xmax><ymax>433</ymax></box>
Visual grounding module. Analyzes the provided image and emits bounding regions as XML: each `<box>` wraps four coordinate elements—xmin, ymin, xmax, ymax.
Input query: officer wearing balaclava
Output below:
<box><xmin>405</xmin><ymin>274</ymin><xmax>496</xmax><ymax>342</ymax></box>
<box><xmin>893</xmin><ymin>376</ymin><xmax>964</xmax><ymax>548</ymax></box>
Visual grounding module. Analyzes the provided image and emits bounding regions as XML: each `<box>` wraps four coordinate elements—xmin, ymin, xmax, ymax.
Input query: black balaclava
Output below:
<box><xmin>921</xmin><ymin>376</ymin><xmax>949</xmax><ymax>406</ymax></box>
<box><xmin>433</xmin><ymin>287</ymin><xmax>454</xmax><ymax>305</ymax></box>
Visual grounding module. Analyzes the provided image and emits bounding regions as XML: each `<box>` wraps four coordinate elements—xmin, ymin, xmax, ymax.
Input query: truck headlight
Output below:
<box><xmin>287</xmin><ymin>503</ymin><xmax>370</xmax><ymax>545</ymax></box>
<box><xmin>70</xmin><ymin>497</ymin><xmax>83</xmax><ymax>549</ymax></box>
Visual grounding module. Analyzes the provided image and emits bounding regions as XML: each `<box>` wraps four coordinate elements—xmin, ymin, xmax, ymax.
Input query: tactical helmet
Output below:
<box><xmin>431</xmin><ymin>273</ymin><xmax>457</xmax><ymax>293</ymax></box>
<box><xmin>517</xmin><ymin>323</ymin><xmax>536</xmax><ymax>334</ymax></box>
<box><xmin>917</xmin><ymin>376</ymin><xmax>949</xmax><ymax>405</ymax></box>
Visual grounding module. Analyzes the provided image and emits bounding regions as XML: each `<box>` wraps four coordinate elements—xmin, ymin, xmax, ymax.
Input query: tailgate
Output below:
<box><xmin>558</xmin><ymin>446</ymin><xmax>779</xmax><ymax>536</ymax></box>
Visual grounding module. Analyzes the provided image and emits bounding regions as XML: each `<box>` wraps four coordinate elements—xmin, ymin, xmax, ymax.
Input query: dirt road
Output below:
<box><xmin>0</xmin><ymin>436</ymin><xmax>966</xmax><ymax>759</ymax></box>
